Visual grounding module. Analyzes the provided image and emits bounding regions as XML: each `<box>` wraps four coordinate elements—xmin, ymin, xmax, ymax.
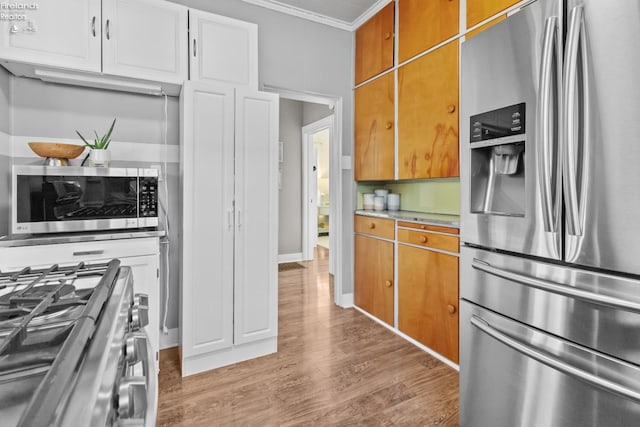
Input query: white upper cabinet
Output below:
<box><xmin>102</xmin><ymin>0</ymin><xmax>188</xmax><ymax>84</ymax></box>
<box><xmin>0</xmin><ymin>0</ymin><xmax>102</xmax><ymax>72</ymax></box>
<box><xmin>189</xmin><ymin>10</ymin><xmax>258</xmax><ymax>89</ymax></box>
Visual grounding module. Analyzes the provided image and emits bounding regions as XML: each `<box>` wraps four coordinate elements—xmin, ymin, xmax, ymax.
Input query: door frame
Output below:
<box><xmin>301</xmin><ymin>115</ymin><xmax>334</xmax><ymax>261</ymax></box>
<box><xmin>263</xmin><ymin>85</ymin><xmax>345</xmax><ymax>308</ymax></box>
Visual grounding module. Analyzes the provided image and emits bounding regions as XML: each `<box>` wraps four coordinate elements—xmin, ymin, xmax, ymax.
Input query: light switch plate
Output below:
<box><xmin>341</xmin><ymin>156</ymin><xmax>352</xmax><ymax>170</ymax></box>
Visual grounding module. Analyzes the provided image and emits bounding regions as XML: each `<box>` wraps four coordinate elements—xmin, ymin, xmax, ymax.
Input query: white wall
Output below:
<box><xmin>278</xmin><ymin>98</ymin><xmax>303</xmax><ymax>255</ymax></box>
<box><xmin>0</xmin><ymin>67</ymin><xmax>11</xmax><ymax>237</ymax></box>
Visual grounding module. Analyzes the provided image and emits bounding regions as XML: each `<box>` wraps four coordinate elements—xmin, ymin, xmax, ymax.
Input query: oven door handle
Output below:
<box><xmin>470</xmin><ymin>315</ymin><xmax>640</xmax><ymax>403</ymax></box>
<box><xmin>472</xmin><ymin>259</ymin><xmax>640</xmax><ymax>313</ymax></box>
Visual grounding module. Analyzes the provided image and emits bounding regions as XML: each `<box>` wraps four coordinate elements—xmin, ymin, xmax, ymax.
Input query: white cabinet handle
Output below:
<box><xmin>227</xmin><ymin>211</ymin><xmax>233</xmax><ymax>231</ymax></box>
<box><xmin>106</xmin><ymin>19</ymin><xmax>111</xmax><ymax>40</ymax></box>
<box><xmin>193</xmin><ymin>39</ymin><xmax>197</xmax><ymax>57</ymax></box>
<box><xmin>237</xmin><ymin>210</ymin><xmax>242</xmax><ymax>230</ymax></box>
<box><xmin>91</xmin><ymin>16</ymin><xmax>96</xmax><ymax>37</ymax></box>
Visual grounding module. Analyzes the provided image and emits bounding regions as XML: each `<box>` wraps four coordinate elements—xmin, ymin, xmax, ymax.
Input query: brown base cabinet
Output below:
<box><xmin>398</xmin><ymin>243</ymin><xmax>459</xmax><ymax>363</ymax></box>
<box><xmin>354</xmin><ymin>234</ymin><xmax>394</xmax><ymax>326</ymax></box>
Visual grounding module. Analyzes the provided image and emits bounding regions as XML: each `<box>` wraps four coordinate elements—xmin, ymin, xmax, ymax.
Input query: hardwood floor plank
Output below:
<box><xmin>158</xmin><ymin>246</ymin><xmax>459</xmax><ymax>426</ymax></box>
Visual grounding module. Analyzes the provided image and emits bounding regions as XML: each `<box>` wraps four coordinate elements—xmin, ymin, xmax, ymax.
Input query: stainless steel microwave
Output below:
<box><xmin>12</xmin><ymin>165</ymin><xmax>159</xmax><ymax>234</ymax></box>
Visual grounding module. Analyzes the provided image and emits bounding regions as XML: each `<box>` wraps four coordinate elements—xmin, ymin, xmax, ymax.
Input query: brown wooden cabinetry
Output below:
<box><xmin>398</xmin><ymin>41</ymin><xmax>459</xmax><ymax>179</ymax></box>
<box><xmin>354</xmin><ymin>2</ymin><xmax>395</xmax><ymax>85</ymax></box>
<box><xmin>354</xmin><ymin>230</ymin><xmax>394</xmax><ymax>326</ymax></box>
<box><xmin>355</xmin><ymin>72</ymin><xmax>395</xmax><ymax>181</ymax></box>
<box><xmin>467</xmin><ymin>0</ymin><xmax>519</xmax><ymax>37</ymax></box>
<box><xmin>398</xmin><ymin>0</ymin><xmax>459</xmax><ymax>63</ymax></box>
<box><xmin>398</xmin><ymin>240</ymin><xmax>459</xmax><ymax>363</ymax></box>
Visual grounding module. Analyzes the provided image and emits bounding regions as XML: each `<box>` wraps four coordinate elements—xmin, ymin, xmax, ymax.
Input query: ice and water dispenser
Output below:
<box><xmin>469</xmin><ymin>103</ymin><xmax>526</xmax><ymax>216</ymax></box>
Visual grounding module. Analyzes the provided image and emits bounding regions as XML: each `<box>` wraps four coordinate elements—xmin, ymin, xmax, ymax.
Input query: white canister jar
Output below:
<box><xmin>374</xmin><ymin>189</ymin><xmax>389</xmax><ymax>209</ymax></box>
<box><xmin>363</xmin><ymin>193</ymin><xmax>375</xmax><ymax>210</ymax></box>
<box><xmin>373</xmin><ymin>196</ymin><xmax>385</xmax><ymax>211</ymax></box>
<box><xmin>387</xmin><ymin>193</ymin><xmax>400</xmax><ymax>211</ymax></box>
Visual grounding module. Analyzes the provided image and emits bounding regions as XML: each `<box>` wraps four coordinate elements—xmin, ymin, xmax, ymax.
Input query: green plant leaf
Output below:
<box><xmin>75</xmin><ymin>130</ymin><xmax>95</xmax><ymax>148</ymax></box>
<box><xmin>101</xmin><ymin>118</ymin><xmax>117</xmax><ymax>150</ymax></box>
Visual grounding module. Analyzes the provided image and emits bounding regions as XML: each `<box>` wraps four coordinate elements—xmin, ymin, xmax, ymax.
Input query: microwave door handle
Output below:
<box><xmin>470</xmin><ymin>315</ymin><xmax>640</xmax><ymax>403</ymax></box>
<box><xmin>537</xmin><ymin>16</ymin><xmax>560</xmax><ymax>233</ymax></box>
<box><xmin>563</xmin><ymin>6</ymin><xmax>585</xmax><ymax>236</ymax></box>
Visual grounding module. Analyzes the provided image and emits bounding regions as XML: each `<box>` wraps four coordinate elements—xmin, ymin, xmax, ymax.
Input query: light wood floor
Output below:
<box><xmin>157</xmin><ymin>247</ymin><xmax>459</xmax><ymax>426</ymax></box>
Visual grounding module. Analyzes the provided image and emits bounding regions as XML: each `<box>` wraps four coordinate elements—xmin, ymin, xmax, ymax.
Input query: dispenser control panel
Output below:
<box><xmin>470</xmin><ymin>103</ymin><xmax>526</xmax><ymax>142</ymax></box>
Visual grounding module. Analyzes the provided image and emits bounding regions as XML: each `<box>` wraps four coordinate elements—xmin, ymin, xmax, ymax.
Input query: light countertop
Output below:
<box><xmin>0</xmin><ymin>229</ymin><xmax>167</xmax><ymax>248</ymax></box>
<box><xmin>355</xmin><ymin>210</ymin><xmax>460</xmax><ymax>228</ymax></box>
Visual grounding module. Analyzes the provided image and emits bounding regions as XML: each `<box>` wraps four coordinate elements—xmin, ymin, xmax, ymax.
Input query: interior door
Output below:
<box><xmin>0</xmin><ymin>0</ymin><xmax>101</xmax><ymax>72</ymax></box>
<box><xmin>460</xmin><ymin>0</ymin><xmax>563</xmax><ymax>260</ymax></box>
<box><xmin>563</xmin><ymin>0</ymin><xmax>640</xmax><ymax>275</ymax></box>
<box><xmin>233</xmin><ymin>89</ymin><xmax>279</xmax><ymax>345</ymax></box>
<box><xmin>102</xmin><ymin>0</ymin><xmax>188</xmax><ymax>83</ymax></box>
<box><xmin>180</xmin><ymin>81</ymin><xmax>235</xmax><ymax>358</ymax></box>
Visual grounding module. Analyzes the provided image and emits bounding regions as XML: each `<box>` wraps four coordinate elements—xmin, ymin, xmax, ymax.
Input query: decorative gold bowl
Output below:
<box><xmin>28</xmin><ymin>142</ymin><xmax>85</xmax><ymax>159</ymax></box>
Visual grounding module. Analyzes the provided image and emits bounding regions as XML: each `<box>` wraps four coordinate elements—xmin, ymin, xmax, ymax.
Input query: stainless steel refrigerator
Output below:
<box><xmin>459</xmin><ymin>0</ymin><xmax>640</xmax><ymax>425</ymax></box>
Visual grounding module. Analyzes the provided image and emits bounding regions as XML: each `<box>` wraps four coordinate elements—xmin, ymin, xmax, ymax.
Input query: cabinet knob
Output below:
<box><xmin>447</xmin><ymin>104</ymin><xmax>456</xmax><ymax>114</ymax></box>
<box><xmin>385</xmin><ymin>121</ymin><xmax>393</xmax><ymax>130</ymax></box>
<box><xmin>384</xmin><ymin>32</ymin><xmax>392</xmax><ymax>40</ymax></box>
<box><xmin>420</xmin><ymin>235</ymin><xmax>428</xmax><ymax>244</ymax></box>
<box><xmin>385</xmin><ymin>280</ymin><xmax>392</xmax><ymax>288</ymax></box>
<box><xmin>369</xmin><ymin>223</ymin><xmax>376</xmax><ymax>229</ymax></box>
<box><xmin>447</xmin><ymin>304</ymin><xmax>457</xmax><ymax>314</ymax></box>
<box><xmin>420</xmin><ymin>225</ymin><xmax>427</xmax><ymax>230</ymax></box>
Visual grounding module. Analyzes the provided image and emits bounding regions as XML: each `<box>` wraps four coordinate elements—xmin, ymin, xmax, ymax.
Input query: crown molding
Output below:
<box><xmin>240</xmin><ymin>0</ymin><xmax>392</xmax><ymax>31</ymax></box>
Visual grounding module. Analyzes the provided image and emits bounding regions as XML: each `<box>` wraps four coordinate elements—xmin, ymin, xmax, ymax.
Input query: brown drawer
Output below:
<box><xmin>397</xmin><ymin>228</ymin><xmax>459</xmax><ymax>252</ymax></box>
<box><xmin>397</xmin><ymin>221</ymin><xmax>459</xmax><ymax>235</ymax></box>
<box><xmin>355</xmin><ymin>215</ymin><xmax>395</xmax><ymax>240</ymax></box>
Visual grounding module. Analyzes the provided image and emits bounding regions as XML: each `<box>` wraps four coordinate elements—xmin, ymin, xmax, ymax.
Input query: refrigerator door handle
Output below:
<box><xmin>563</xmin><ymin>6</ymin><xmax>589</xmax><ymax>237</ymax></box>
<box><xmin>471</xmin><ymin>259</ymin><xmax>640</xmax><ymax>313</ymax></box>
<box><xmin>470</xmin><ymin>315</ymin><xmax>640</xmax><ymax>403</ymax></box>
<box><xmin>537</xmin><ymin>16</ymin><xmax>561</xmax><ymax>233</ymax></box>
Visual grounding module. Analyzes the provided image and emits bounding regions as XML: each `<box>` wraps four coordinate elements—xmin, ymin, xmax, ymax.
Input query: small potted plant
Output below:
<box><xmin>76</xmin><ymin>118</ymin><xmax>116</xmax><ymax>167</ymax></box>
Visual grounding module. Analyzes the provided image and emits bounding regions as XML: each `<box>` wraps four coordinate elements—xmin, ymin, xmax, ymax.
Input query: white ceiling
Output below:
<box><xmin>240</xmin><ymin>0</ymin><xmax>390</xmax><ymax>30</ymax></box>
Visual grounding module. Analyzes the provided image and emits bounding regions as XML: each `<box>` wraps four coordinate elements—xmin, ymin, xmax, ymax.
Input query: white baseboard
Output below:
<box><xmin>339</xmin><ymin>292</ymin><xmax>354</xmax><ymax>308</ymax></box>
<box><xmin>278</xmin><ymin>252</ymin><xmax>304</xmax><ymax>263</ymax></box>
<box><xmin>160</xmin><ymin>327</ymin><xmax>179</xmax><ymax>349</ymax></box>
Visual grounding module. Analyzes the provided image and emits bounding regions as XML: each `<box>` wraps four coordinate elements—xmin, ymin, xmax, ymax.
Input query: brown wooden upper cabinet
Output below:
<box><xmin>398</xmin><ymin>41</ymin><xmax>459</xmax><ymax>179</ymax></box>
<box><xmin>398</xmin><ymin>0</ymin><xmax>459</xmax><ymax>63</ymax></box>
<box><xmin>467</xmin><ymin>0</ymin><xmax>519</xmax><ymax>35</ymax></box>
<box><xmin>355</xmin><ymin>72</ymin><xmax>395</xmax><ymax>181</ymax></box>
<box><xmin>354</xmin><ymin>2</ymin><xmax>395</xmax><ymax>85</ymax></box>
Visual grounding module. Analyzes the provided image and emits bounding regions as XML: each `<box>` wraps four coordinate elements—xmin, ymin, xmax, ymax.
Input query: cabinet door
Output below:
<box><xmin>180</xmin><ymin>81</ymin><xmax>235</xmax><ymax>358</ymax></box>
<box><xmin>398</xmin><ymin>0</ymin><xmax>459</xmax><ymax>63</ymax></box>
<box><xmin>354</xmin><ymin>2</ymin><xmax>394</xmax><ymax>85</ymax></box>
<box><xmin>398</xmin><ymin>41</ymin><xmax>459</xmax><ymax>179</ymax></box>
<box><xmin>0</xmin><ymin>0</ymin><xmax>101</xmax><ymax>72</ymax></box>
<box><xmin>102</xmin><ymin>0</ymin><xmax>188</xmax><ymax>84</ymax></box>
<box><xmin>354</xmin><ymin>234</ymin><xmax>394</xmax><ymax>326</ymax></box>
<box><xmin>398</xmin><ymin>244</ymin><xmax>459</xmax><ymax>363</ymax></box>
<box><xmin>189</xmin><ymin>10</ymin><xmax>258</xmax><ymax>89</ymax></box>
<box><xmin>355</xmin><ymin>72</ymin><xmax>395</xmax><ymax>181</ymax></box>
<box><xmin>119</xmin><ymin>254</ymin><xmax>160</xmax><ymax>368</ymax></box>
<box><xmin>467</xmin><ymin>0</ymin><xmax>519</xmax><ymax>29</ymax></box>
<box><xmin>233</xmin><ymin>89</ymin><xmax>279</xmax><ymax>345</ymax></box>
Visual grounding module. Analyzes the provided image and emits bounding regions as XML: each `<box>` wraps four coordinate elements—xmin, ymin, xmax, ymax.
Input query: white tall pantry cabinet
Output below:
<box><xmin>180</xmin><ymin>81</ymin><xmax>279</xmax><ymax>376</ymax></box>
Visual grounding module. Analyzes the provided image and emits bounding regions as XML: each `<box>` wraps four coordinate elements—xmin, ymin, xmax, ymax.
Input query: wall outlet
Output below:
<box><xmin>151</xmin><ymin>164</ymin><xmax>164</xmax><ymax>182</ymax></box>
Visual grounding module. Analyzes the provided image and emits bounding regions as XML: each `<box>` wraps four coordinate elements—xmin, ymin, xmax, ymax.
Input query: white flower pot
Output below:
<box><xmin>89</xmin><ymin>149</ymin><xmax>111</xmax><ymax>167</ymax></box>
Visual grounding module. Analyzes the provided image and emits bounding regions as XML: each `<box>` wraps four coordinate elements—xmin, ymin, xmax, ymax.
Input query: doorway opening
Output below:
<box><xmin>302</xmin><ymin>116</ymin><xmax>333</xmax><ymax>261</ymax></box>
<box><xmin>269</xmin><ymin>85</ymin><xmax>344</xmax><ymax>307</ymax></box>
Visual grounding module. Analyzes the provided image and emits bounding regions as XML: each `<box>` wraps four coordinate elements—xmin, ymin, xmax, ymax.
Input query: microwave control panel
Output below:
<box><xmin>470</xmin><ymin>102</ymin><xmax>526</xmax><ymax>143</ymax></box>
<box><xmin>139</xmin><ymin>177</ymin><xmax>158</xmax><ymax>218</ymax></box>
